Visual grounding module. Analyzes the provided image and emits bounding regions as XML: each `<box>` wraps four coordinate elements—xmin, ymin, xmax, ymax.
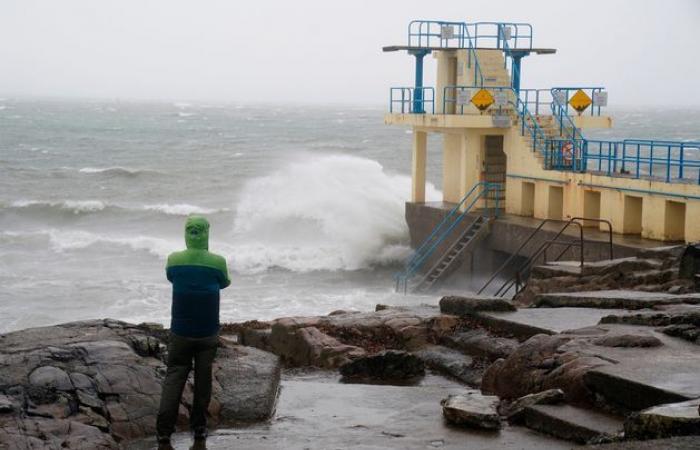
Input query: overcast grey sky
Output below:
<box><xmin>1</xmin><ymin>0</ymin><xmax>698</xmax><ymax>106</ymax></box>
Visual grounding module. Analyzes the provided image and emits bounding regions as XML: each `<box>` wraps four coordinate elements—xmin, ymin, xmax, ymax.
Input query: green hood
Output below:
<box><xmin>185</xmin><ymin>216</ymin><xmax>209</xmax><ymax>250</ymax></box>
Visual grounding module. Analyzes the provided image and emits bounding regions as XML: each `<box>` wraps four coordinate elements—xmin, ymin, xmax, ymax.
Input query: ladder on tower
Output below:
<box><xmin>412</xmin><ymin>215</ymin><xmax>490</xmax><ymax>292</ymax></box>
<box><xmin>394</xmin><ymin>181</ymin><xmax>501</xmax><ymax>293</ymax></box>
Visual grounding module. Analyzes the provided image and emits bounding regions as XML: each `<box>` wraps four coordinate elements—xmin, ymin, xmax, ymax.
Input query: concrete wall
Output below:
<box><xmin>503</xmin><ymin>127</ymin><xmax>700</xmax><ymax>242</ymax></box>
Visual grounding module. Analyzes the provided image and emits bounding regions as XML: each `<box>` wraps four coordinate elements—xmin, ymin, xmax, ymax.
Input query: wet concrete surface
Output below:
<box><xmin>476</xmin><ymin>307</ymin><xmax>632</xmax><ymax>337</ymax></box>
<box><xmin>585</xmin><ymin>324</ymin><xmax>700</xmax><ymax>409</ymax></box>
<box><xmin>131</xmin><ymin>371</ymin><xmax>576</xmax><ymax>449</ymax></box>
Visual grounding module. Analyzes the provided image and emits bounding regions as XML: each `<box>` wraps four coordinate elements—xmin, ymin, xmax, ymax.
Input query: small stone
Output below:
<box><xmin>498</xmin><ymin>389</ymin><xmax>565</xmax><ymax>420</ymax></box>
<box><xmin>441</xmin><ymin>392</ymin><xmax>502</xmax><ymax>430</ymax></box>
<box><xmin>668</xmin><ymin>285</ymin><xmax>683</xmax><ymax>294</ymax></box>
<box><xmin>0</xmin><ymin>394</ymin><xmax>14</xmax><ymax>413</ymax></box>
<box><xmin>339</xmin><ymin>350</ymin><xmax>425</xmax><ymax>382</ymax></box>
<box><xmin>29</xmin><ymin>366</ymin><xmax>73</xmax><ymax>391</ymax></box>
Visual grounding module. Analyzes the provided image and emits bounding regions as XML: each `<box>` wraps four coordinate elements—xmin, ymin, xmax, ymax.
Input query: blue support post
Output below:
<box><xmin>410</xmin><ymin>49</ymin><xmax>430</xmax><ymax>114</ymax></box>
<box><xmin>511</xmin><ymin>53</ymin><xmax>525</xmax><ymax>94</ymax></box>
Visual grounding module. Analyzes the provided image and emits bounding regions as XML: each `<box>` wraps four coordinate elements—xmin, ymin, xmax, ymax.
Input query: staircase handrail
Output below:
<box><xmin>395</xmin><ymin>182</ymin><xmax>500</xmax><ymax>292</ymax></box>
<box><xmin>485</xmin><ymin>217</ymin><xmax>614</xmax><ymax>297</ymax></box>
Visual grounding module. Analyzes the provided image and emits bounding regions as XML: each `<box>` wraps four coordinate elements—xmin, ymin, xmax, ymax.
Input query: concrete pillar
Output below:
<box><xmin>686</xmin><ymin>202</ymin><xmax>700</xmax><ymax>242</ymax></box>
<box><xmin>460</xmin><ymin>130</ymin><xmax>483</xmax><ymax>211</ymax></box>
<box><xmin>435</xmin><ymin>51</ymin><xmax>457</xmax><ymax>114</ymax></box>
<box><xmin>641</xmin><ymin>196</ymin><xmax>666</xmax><ymax>241</ymax></box>
<box><xmin>442</xmin><ymin>134</ymin><xmax>461</xmax><ymax>203</ymax></box>
<box><xmin>600</xmin><ymin>190</ymin><xmax>624</xmax><ymax>234</ymax></box>
<box><xmin>411</xmin><ymin>130</ymin><xmax>427</xmax><ymax>203</ymax></box>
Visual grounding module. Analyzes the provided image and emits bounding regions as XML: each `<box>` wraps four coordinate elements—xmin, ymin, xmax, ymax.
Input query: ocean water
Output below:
<box><xmin>0</xmin><ymin>99</ymin><xmax>698</xmax><ymax>333</ymax></box>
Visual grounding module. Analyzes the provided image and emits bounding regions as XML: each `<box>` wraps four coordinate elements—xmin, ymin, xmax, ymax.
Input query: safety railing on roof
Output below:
<box><xmin>468</xmin><ymin>22</ymin><xmax>533</xmax><ymax>50</ymax></box>
<box><xmin>551</xmin><ymin>87</ymin><xmax>606</xmax><ymax>117</ymax></box>
<box><xmin>394</xmin><ymin>181</ymin><xmax>501</xmax><ymax>293</ymax></box>
<box><xmin>389</xmin><ymin>87</ymin><xmax>435</xmax><ymax>114</ymax></box>
<box><xmin>407</xmin><ymin>20</ymin><xmax>533</xmax><ymax>50</ymax></box>
<box><xmin>543</xmin><ymin>138</ymin><xmax>700</xmax><ymax>184</ymax></box>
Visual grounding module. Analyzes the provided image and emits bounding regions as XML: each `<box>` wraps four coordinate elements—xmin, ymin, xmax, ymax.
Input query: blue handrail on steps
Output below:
<box><xmin>394</xmin><ymin>181</ymin><xmax>501</xmax><ymax>293</ymax></box>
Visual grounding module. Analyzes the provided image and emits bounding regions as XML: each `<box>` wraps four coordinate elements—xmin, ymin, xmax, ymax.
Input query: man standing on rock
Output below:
<box><xmin>156</xmin><ymin>216</ymin><xmax>230</xmax><ymax>449</ymax></box>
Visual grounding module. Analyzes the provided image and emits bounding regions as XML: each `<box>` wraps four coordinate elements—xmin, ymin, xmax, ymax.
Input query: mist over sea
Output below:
<box><xmin>1</xmin><ymin>98</ymin><xmax>698</xmax><ymax>333</ymax></box>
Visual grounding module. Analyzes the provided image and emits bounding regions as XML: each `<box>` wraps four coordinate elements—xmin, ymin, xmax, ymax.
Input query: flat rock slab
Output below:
<box><xmin>584</xmin><ymin>325</ymin><xmax>700</xmax><ymax>410</ymax></box>
<box><xmin>625</xmin><ymin>398</ymin><xmax>700</xmax><ymax>439</ymax></box>
<box><xmin>474</xmin><ymin>308</ymin><xmax>631</xmax><ymax>339</ymax></box>
<box><xmin>441</xmin><ymin>392</ymin><xmax>502</xmax><ymax>430</ymax></box>
<box><xmin>523</xmin><ymin>404</ymin><xmax>624</xmax><ymax>444</ymax></box>
<box><xmin>440</xmin><ymin>296</ymin><xmax>516</xmax><ymax>315</ymax></box>
<box><xmin>582</xmin><ymin>436</ymin><xmax>700</xmax><ymax>449</ymax></box>
<box><xmin>131</xmin><ymin>375</ymin><xmax>574</xmax><ymax>449</ymax></box>
<box><xmin>534</xmin><ymin>290</ymin><xmax>700</xmax><ymax>309</ymax></box>
<box><xmin>413</xmin><ymin>345</ymin><xmax>479</xmax><ymax>386</ymax></box>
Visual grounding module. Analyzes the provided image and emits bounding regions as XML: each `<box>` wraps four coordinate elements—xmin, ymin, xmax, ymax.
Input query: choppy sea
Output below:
<box><xmin>1</xmin><ymin>98</ymin><xmax>698</xmax><ymax>333</ymax></box>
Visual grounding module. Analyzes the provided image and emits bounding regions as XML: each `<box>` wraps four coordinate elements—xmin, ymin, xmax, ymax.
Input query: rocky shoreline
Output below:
<box><xmin>1</xmin><ymin>245</ymin><xmax>699</xmax><ymax>449</ymax></box>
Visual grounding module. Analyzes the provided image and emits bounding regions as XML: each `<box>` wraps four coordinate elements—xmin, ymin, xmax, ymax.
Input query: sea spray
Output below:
<box><xmin>230</xmin><ymin>154</ymin><xmax>440</xmax><ymax>273</ymax></box>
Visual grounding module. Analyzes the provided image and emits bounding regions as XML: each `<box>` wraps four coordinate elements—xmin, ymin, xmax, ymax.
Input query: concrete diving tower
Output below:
<box><xmin>384</xmin><ymin>20</ymin><xmax>700</xmax><ymax>246</ymax></box>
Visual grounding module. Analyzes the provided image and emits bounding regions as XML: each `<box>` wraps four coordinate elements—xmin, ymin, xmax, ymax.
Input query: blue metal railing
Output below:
<box><xmin>407</xmin><ymin>20</ymin><xmax>533</xmax><ymax>51</ymax></box>
<box><xmin>543</xmin><ymin>138</ymin><xmax>700</xmax><ymax>184</ymax></box>
<box><xmin>441</xmin><ymin>85</ymin><xmax>550</xmax><ymax>156</ymax></box>
<box><xmin>551</xmin><ymin>87</ymin><xmax>606</xmax><ymax>117</ymax></box>
<box><xmin>408</xmin><ymin>20</ymin><xmax>469</xmax><ymax>48</ymax></box>
<box><xmin>394</xmin><ymin>182</ymin><xmax>501</xmax><ymax>293</ymax></box>
<box><xmin>389</xmin><ymin>87</ymin><xmax>435</xmax><ymax>114</ymax></box>
<box><xmin>468</xmin><ymin>22</ymin><xmax>533</xmax><ymax>50</ymax></box>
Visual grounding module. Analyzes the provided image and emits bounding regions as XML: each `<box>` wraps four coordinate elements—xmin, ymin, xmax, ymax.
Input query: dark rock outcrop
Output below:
<box><xmin>339</xmin><ymin>350</ymin><xmax>424</xmax><ymax>382</ymax></box>
<box><xmin>0</xmin><ymin>319</ymin><xmax>281</xmax><ymax>449</ymax></box>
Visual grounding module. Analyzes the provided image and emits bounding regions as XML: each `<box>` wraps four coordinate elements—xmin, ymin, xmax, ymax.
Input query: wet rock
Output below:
<box><xmin>440</xmin><ymin>296</ymin><xmax>516</xmax><ymax>316</ymax></box>
<box><xmin>582</xmin><ymin>436</ymin><xmax>700</xmax><ymax>449</ymax></box>
<box><xmin>270</xmin><ymin>322</ymin><xmax>366</xmax><ymax>368</ymax></box>
<box><xmin>480</xmin><ymin>334</ymin><xmax>611</xmax><ymax>404</ymax></box>
<box><xmin>498</xmin><ymin>389</ymin><xmax>565</xmax><ymax>421</ymax></box>
<box><xmin>241</xmin><ymin>328</ymin><xmax>272</xmax><ymax>351</ymax></box>
<box><xmin>441</xmin><ymin>329</ymin><xmax>518</xmax><ymax>361</ymax></box>
<box><xmin>440</xmin><ymin>392</ymin><xmax>501</xmax><ymax>430</ymax></box>
<box><xmin>0</xmin><ymin>395</ymin><xmax>14</xmax><ymax>414</ymax></box>
<box><xmin>215</xmin><ymin>345</ymin><xmax>281</xmax><ymax>422</ymax></box>
<box><xmin>533</xmin><ymin>290</ymin><xmax>700</xmax><ymax>310</ymax></box>
<box><xmin>661</xmin><ymin>324</ymin><xmax>700</xmax><ymax>344</ymax></box>
<box><xmin>339</xmin><ymin>350</ymin><xmax>424</xmax><ymax>382</ymax></box>
<box><xmin>0</xmin><ymin>319</ymin><xmax>281</xmax><ymax>449</ymax></box>
<box><xmin>592</xmin><ymin>333</ymin><xmax>663</xmax><ymax>348</ymax></box>
<box><xmin>624</xmin><ymin>398</ymin><xmax>700</xmax><ymax>440</ymax></box>
<box><xmin>413</xmin><ymin>345</ymin><xmax>480</xmax><ymax>386</ymax></box>
<box><xmin>28</xmin><ymin>366</ymin><xmax>73</xmax><ymax>391</ymax></box>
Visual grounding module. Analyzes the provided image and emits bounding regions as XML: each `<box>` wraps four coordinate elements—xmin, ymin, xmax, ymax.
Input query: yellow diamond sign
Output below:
<box><xmin>569</xmin><ymin>89</ymin><xmax>592</xmax><ymax>114</ymax></box>
<box><xmin>471</xmin><ymin>89</ymin><xmax>495</xmax><ymax>111</ymax></box>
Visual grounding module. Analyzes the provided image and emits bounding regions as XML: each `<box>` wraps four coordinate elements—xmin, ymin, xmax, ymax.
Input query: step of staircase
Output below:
<box><xmin>522</xmin><ymin>404</ymin><xmax>624</xmax><ymax>444</ymax></box>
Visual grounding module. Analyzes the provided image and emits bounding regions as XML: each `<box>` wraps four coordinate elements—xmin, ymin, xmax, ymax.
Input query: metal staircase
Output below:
<box><xmin>413</xmin><ymin>215</ymin><xmax>490</xmax><ymax>292</ymax></box>
<box><xmin>395</xmin><ymin>182</ymin><xmax>501</xmax><ymax>293</ymax></box>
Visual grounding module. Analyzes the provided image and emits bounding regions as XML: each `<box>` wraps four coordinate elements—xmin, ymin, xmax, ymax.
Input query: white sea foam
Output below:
<box><xmin>9</xmin><ymin>200</ymin><xmax>106</xmax><ymax>214</ymax></box>
<box><xmin>78</xmin><ymin>166</ymin><xmax>158</xmax><ymax>176</ymax></box>
<box><xmin>46</xmin><ymin>230</ymin><xmax>174</xmax><ymax>258</ymax></box>
<box><xmin>5</xmin><ymin>200</ymin><xmax>224</xmax><ymax>216</ymax></box>
<box><xmin>230</xmin><ymin>154</ymin><xmax>440</xmax><ymax>273</ymax></box>
<box><xmin>141</xmin><ymin>203</ymin><xmax>224</xmax><ymax>216</ymax></box>
<box><xmin>0</xmin><ymin>229</ymin><xmax>174</xmax><ymax>258</ymax></box>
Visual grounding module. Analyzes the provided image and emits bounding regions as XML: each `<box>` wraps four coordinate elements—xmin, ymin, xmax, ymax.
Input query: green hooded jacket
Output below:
<box><xmin>166</xmin><ymin>216</ymin><xmax>230</xmax><ymax>337</ymax></box>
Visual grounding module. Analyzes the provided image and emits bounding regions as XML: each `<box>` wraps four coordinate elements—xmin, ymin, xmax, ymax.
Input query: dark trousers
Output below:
<box><xmin>156</xmin><ymin>332</ymin><xmax>218</xmax><ymax>437</ymax></box>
